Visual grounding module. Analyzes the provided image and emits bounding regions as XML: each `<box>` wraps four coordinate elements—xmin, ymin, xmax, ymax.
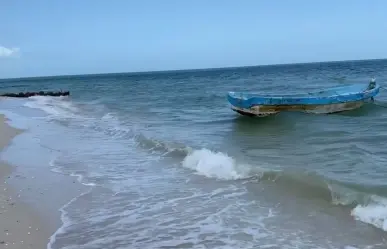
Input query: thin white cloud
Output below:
<box><xmin>0</xmin><ymin>46</ymin><xmax>20</xmax><ymax>57</ymax></box>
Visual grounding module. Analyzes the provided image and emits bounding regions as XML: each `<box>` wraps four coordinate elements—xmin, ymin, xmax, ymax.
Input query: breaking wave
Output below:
<box><xmin>182</xmin><ymin>148</ymin><xmax>253</xmax><ymax>180</ymax></box>
<box><xmin>180</xmin><ymin>147</ymin><xmax>387</xmax><ymax>232</ymax></box>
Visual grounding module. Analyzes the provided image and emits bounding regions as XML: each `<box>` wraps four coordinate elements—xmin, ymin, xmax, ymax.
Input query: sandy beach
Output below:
<box><xmin>0</xmin><ymin>114</ymin><xmax>51</xmax><ymax>249</ymax></box>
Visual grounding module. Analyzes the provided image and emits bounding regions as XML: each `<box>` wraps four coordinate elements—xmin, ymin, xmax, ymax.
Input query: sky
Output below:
<box><xmin>1</xmin><ymin>0</ymin><xmax>387</xmax><ymax>78</ymax></box>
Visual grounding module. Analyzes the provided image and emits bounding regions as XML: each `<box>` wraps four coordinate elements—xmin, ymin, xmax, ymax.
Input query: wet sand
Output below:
<box><xmin>0</xmin><ymin>114</ymin><xmax>51</xmax><ymax>248</ymax></box>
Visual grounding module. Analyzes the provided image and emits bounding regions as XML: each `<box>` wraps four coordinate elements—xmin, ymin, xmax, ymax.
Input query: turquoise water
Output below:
<box><xmin>1</xmin><ymin>59</ymin><xmax>387</xmax><ymax>248</ymax></box>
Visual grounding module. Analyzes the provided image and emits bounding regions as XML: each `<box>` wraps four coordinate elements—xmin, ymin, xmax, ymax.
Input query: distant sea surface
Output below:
<box><xmin>1</xmin><ymin>59</ymin><xmax>387</xmax><ymax>249</ymax></box>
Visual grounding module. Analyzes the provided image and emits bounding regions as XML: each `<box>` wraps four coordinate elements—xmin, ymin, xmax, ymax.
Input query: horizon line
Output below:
<box><xmin>1</xmin><ymin>57</ymin><xmax>386</xmax><ymax>81</ymax></box>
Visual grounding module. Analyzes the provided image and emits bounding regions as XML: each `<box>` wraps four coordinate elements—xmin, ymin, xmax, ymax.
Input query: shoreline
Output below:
<box><xmin>0</xmin><ymin>114</ymin><xmax>53</xmax><ymax>248</ymax></box>
<box><xmin>0</xmin><ymin>113</ymin><xmax>90</xmax><ymax>249</ymax></box>
<box><xmin>0</xmin><ymin>113</ymin><xmax>89</xmax><ymax>249</ymax></box>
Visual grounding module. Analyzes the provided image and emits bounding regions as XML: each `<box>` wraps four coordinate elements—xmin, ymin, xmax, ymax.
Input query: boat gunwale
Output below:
<box><xmin>227</xmin><ymin>83</ymin><xmax>380</xmax><ymax>107</ymax></box>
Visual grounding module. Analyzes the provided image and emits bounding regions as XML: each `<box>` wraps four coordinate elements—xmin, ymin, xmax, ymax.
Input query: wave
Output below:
<box><xmin>47</xmin><ymin>189</ymin><xmax>93</xmax><ymax>249</ymax></box>
<box><xmin>182</xmin><ymin>148</ymin><xmax>254</xmax><ymax>180</ymax></box>
<box><xmin>127</xmin><ymin>134</ymin><xmax>387</xmax><ymax>224</ymax></box>
<box><xmin>351</xmin><ymin>196</ymin><xmax>387</xmax><ymax>231</ymax></box>
<box><xmin>180</xmin><ymin>148</ymin><xmax>387</xmax><ymax>232</ymax></box>
<box><xmin>20</xmin><ymin>95</ymin><xmax>387</xmax><ymax>232</ymax></box>
<box><xmin>133</xmin><ymin>133</ymin><xmax>190</xmax><ymax>158</ymax></box>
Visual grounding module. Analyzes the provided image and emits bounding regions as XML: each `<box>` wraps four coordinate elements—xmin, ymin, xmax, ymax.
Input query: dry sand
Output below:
<box><xmin>0</xmin><ymin>114</ymin><xmax>52</xmax><ymax>249</ymax></box>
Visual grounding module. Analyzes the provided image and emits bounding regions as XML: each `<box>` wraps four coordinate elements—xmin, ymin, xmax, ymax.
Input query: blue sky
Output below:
<box><xmin>1</xmin><ymin>0</ymin><xmax>387</xmax><ymax>78</ymax></box>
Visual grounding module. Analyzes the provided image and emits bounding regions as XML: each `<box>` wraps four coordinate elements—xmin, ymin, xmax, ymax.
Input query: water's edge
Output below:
<box><xmin>0</xmin><ymin>112</ymin><xmax>90</xmax><ymax>248</ymax></box>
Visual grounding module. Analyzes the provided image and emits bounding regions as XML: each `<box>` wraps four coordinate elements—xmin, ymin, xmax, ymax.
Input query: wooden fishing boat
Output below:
<box><xmin>227</xmin><ymin>79</ymin><xmax>380</xmax><ymax>117</ymax></box>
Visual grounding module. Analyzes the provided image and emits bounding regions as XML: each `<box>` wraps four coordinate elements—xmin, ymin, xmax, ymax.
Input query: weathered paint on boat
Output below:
<box><xmin>227</xmin><ymin>80</ymin><xmax>380</xmax><ymax>117</ymax></box>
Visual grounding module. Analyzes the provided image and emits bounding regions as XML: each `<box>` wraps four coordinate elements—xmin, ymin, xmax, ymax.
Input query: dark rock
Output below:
<box><xmin>0</xmin><ymin>91</ymin><xmax>70</xmax><ymax>98</ymax></box>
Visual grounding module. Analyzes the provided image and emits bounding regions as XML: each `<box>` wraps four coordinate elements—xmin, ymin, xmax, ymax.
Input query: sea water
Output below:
<box><xmin>1</xmin><ymin>60</ymin><xmax>387</xmax><ymax>248</ymax></box>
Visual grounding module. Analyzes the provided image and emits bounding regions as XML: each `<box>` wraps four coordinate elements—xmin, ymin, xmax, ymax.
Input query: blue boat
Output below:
<box><xmin>227</xmin><ymin>79</ymin><xmax>380</xmax><ymax>117</ymax></box>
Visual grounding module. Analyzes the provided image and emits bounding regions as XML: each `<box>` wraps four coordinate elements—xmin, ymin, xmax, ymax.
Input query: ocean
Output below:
<box><xmin>1</xmin><ymin>59</ymin><xmax>387</xmax><ymax>249</ymax></box>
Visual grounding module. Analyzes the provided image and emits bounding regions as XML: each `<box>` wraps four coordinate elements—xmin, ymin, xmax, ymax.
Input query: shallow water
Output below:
<box><xmin>1</xmin><ymin>60</ymin><xmax>387</xmax><ymax>248</ymax></box>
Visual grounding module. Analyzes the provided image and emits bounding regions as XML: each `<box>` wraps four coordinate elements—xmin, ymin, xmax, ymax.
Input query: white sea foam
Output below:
<box><xmin>183</xmin><ymin>147</ymin><xmax>387</xmax><ymax>235</ymax></box>
<box><xmin>351</xmin><ymin>195</ymin><xmax>387</xmax><ymax>231</ymax></box>
<box><xmin>47</xmin><ymin>189</ymin><xmax>93</xmax><ymax>249</ymax></box>
<box><xmin>51</xmin><ymin>166</ymin><xmax>97</xmax><ymax>187</ymax></box>
<box><xmin>23</xmin><ymin>96</ymin><xmax>79</xmax><ymax>119</ymax></box>
<box><xmin>182</xmin><ymin>148</ymin><xmax>254</xmax><ymax>180</ymax></box>
<box><xmin>69</xmin><ymin>173</ymin><xmax>96</xmax><ymax>187</ymax></box>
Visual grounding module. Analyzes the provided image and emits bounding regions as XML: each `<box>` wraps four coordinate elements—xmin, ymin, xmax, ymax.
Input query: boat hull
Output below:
<box><xmin>230</xmin><ymin>99</ymin><xmax>369</xmax><ymax>117</ymax></box>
